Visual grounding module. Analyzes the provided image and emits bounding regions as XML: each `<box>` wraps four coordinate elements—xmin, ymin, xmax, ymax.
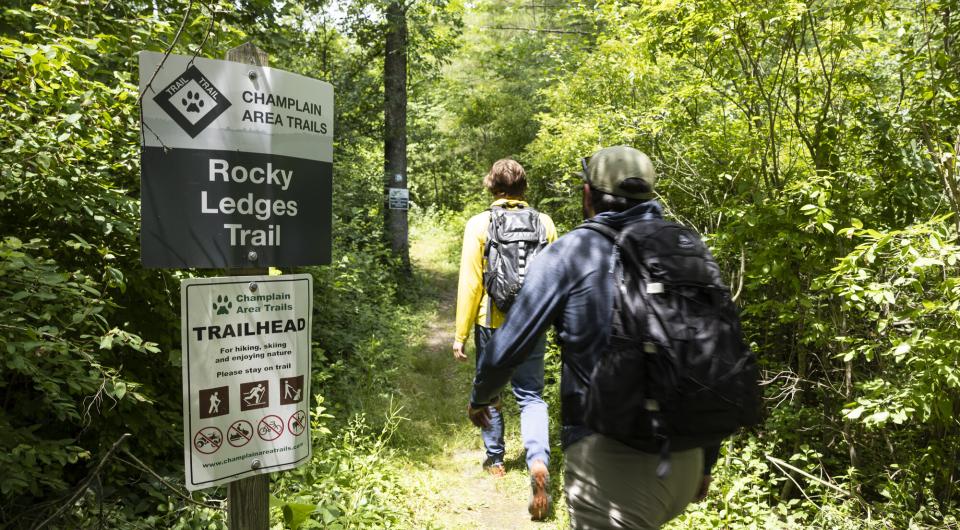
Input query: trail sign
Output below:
<box><xmin>388</xmin><ymin>187</ymin><xmax>409</xmax><ymax>210</ymax></box>
<box><xmin>139</xmin><ymin>52</ymin><xmax>334</xmax><ymax>268</ymax></box>
<box><xmin>181</xmin><ymin>274</ymin><xmax>312</xmax><ymax>490</ymax></box>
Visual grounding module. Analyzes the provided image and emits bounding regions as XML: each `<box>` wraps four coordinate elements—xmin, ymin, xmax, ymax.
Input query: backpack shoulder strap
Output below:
<box><xmin>484</xmin><ymin>207</ymin><xmax>501</xmax><ymax>260</ymax></box>
<box><xmin>576</xmin><ymin>220</ymin><xmax>621</xmax><ymax>242</ymax></box>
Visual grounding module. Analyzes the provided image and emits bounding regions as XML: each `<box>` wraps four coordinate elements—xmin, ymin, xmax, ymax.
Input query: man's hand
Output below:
<box><xmin>452</xmin><ymin>341</ymin><xmax>467</xmax><ymax>362</ymax></box>
<box><xmin>467</xmin><ymin>397</ymin><xmax>501</xmax><ymax>429</ymax></box>
<box><xmin>695</xmin><ymin>474</ymin><xmax>712</xmax><ymax>502</ymax></box>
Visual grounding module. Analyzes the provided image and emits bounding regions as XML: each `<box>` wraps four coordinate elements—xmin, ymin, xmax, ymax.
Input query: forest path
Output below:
<box><xmin>387</xmin><ymin>220</ymin><xmax>561</xmax><ymax>529</ymax></box>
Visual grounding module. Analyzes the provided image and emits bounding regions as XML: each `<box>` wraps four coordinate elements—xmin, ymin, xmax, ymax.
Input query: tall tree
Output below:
<box><xmin>384</xmin><ymin>0</ymin><xmax>410</xmax><ymax>268</ymax></box>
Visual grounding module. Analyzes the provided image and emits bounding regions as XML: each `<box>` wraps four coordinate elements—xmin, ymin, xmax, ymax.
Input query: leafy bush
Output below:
<box><xmin>0</xmin><ymin>1</ymin><xmax>418</xmax><ymax>526</ymax></box>
<box><xmin>0</xmin><ymin>3</ymin><xmax>179</xmax><ymax>520</ymax></box>
<box><xmin>271</xmin><ymin>399</ymin><xmax>408</xmax><ymax>529</ymax></box>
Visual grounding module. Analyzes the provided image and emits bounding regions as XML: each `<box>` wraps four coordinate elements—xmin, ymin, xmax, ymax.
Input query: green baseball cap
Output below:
<box><xmin>580</xmin><ymin>146</ymin><xmax>657</xmax><ymax>200</ymax></box>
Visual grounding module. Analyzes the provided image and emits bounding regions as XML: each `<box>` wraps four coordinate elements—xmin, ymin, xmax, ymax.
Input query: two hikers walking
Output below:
<box><xmin>458</xmin><ymin>147</ymin><xmax>759</xmax><ymax>528</ymax></box>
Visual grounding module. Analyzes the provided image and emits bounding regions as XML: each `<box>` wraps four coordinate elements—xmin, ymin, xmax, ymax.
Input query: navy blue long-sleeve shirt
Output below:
<box><xmin>470</xmin><ymin>201</ymin><xmax>721</xmax><ymax>473</ymax></box>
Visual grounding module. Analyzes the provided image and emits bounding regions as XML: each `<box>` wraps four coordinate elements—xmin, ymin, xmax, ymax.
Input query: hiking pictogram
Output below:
<box><xmin>153</xmin><ymin>64</ymin><xmax>231</xmax><ymax>138</ymax></box>
<box><xmin>258</xmin><ymin>415</ymin><xmax>284</xmax><ymax>441</ymax></box>
<box><xmin>198</xmin><ymin>386</ymin><xmax>229</xmax><ymax>419</ymax></box>
<box><xmin>213</xmin><ymin>295</ymin><xmax>232</xmax><ymax>315</ymax></box>
<box><xmin>240</xmin><ymin>380</ymin><xmax>269</xmax><ymax>411</ymax></box>
<box><xmin>288</xmin><ymin>410</ymin><xmax>306</xmax><ymax>436</ymax></box>
<box><xmin>227</xmin><ymin>420</ymin><xmax>253</xmax><ymax>448</ymax></box>
<box><xmin>280</xmin><ymin>375</ymin><xmax>304</xmax><ymax>405</ymax></box>
<box><xmin>193</xmin><ymin>427</ymin><xmax>223</xmax><ymax>455</ymax></box>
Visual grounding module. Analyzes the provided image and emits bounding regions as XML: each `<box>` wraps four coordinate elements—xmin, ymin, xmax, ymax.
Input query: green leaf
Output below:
<box><xmin>845</xmin><ymin>406</ymin><xmax>865</xmax><ymax>420</ymax></box>
<box><xmin>282</xmin><ymin>502</ymin><xmax>318</xmax><ymax>530</ymax></box>
<box><xmin>910</xmin><ymin>257</ymin><xmax>943</xmax><ymax>269</ymax></box>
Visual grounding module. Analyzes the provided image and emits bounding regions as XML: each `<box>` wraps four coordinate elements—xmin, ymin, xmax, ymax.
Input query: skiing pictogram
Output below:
<box><xmin>194</xmin><ymin>427</ymin><xmax>223</xmax><ymax>455</ymax></box>
<box><xmin>240</xmin><ymin>380</ymin><xmax>269</xmax><ymax>411</ymax></box>
<box><xmin>227</xmin><ymin>420</ymin><xmax>253</xmax><ymax>448</ymax></box>
<box><xmin>258</xmin><ymin>415</ymin><xmax>284</xmax><ymax>441</ymax></box>
<box><xmin>288</xmin><ymin>410</ymin><xmax>307</xmax><ymax>436</ymax></box>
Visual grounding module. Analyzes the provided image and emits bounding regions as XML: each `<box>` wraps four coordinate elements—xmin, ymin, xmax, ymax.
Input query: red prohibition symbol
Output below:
<box><xmin>194</xmin><ymin>427</ymin><xmax>223</xmax><ymax>455</ymax></box>
<box><xmin>227</xmin><ymin>420</ymin><xmax>254</xmax><ymax>448</ymax></box>
<box><xmin>257</xmin><ymin>415</ymin><xmax>284</xmax><ymax>441</ymax></box>
<box><xmin>288</xmin><ymin>410</ymin><xmax>307</xmax><ymax>436</ymax></box>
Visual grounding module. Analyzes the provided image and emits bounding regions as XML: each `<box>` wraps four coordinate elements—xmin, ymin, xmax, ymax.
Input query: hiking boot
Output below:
<box><xmin>482</xmin><ymin>457</ymin><xmax>506</xmax><ymax>478</ymax></box>
<box><xmin>528</xmin><ymin>459</ymin><xmax>551</xmax><ymax>520</ymax></box>
<box><xmin>485</xmin><ymin>463</ymin><xmax>506</xmax><ymax>478</ymax></box>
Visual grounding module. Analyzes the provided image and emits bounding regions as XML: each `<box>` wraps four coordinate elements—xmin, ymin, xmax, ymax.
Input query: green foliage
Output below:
<box><xmin>0</xmin><ymin>0</ymin><xmax>444</xmax><ymax>526</ymax></box>
<box><xmin>271</xmin><ymin>399</ymin><xmax>407</xmax><ymax>529</ymax></box>
<box><xmin>0</xmin><ymin>235</ymin><xmax>162</xmax><ymax>500</ymax></box>
<box><xmin>510</xmin><ymin>0</ymin><xmax>960</xmax><ymax>526</ymax></box>
<box><xmin>820</xmin><ymin>218</ymin><xmax>960</xmax><ymax>522</ymax></box>
<box><xmin>0</xmin><ymin>1</ymin><xmax>182</xmax><ymax>519</ymax></box>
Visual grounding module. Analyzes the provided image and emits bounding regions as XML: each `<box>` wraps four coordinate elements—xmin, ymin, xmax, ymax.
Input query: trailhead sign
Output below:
<box><xmin>181</xmin><ymin>274</ymin><xmax>312</xmax><ymax>490</ymax></box>
<box><xmin>139</xmin><ymin>52</ymin><xmax>334</xmax><ymax>268</ymax></box>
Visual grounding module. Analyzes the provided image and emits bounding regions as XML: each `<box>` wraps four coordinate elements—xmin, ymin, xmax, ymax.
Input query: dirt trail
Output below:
<box><xmin>391</xmin><ymin>227</ymin><xmax>558</xmax><ymax>529</ymax></box>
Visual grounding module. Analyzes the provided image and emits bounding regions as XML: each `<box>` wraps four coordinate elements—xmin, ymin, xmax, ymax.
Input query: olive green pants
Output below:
<box><xmin>564</xmin><ymin>435</ymin><xmax>703</xmax><ymax>529</ymax></box>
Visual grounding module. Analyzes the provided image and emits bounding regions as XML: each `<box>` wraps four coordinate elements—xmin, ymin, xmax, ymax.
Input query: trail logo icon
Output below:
<box><xmin>212</xmin><ymin>294</ymin><xmax>232</xmax><ymax>315</ymax></box>
<box><xmin>154</xmin><ymin>65</ymin><xmax>231</xmax><ymax>138</ymax></box>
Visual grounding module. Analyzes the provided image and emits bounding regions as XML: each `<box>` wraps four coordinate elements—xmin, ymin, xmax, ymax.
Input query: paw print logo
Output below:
<box><xmin>154</xmin><ymin>65</ymin><xmax>231</xmax><ymax>138</ymax></box>
<box><xmin>213</xmin><ymin>295</ymin><xmax>232</xmax><ymax>315</ymax></box>
<box><xmin>182</xmin><ymin>90</ymin><xmax>205</xmax><ymax>113</ymax></box>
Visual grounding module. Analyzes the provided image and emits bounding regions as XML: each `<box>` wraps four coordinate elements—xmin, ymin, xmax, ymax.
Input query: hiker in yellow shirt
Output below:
<box><xmin>452</xmin><ymin>159</ymin><xmax>557</xmax><ymax>520</ymax></box>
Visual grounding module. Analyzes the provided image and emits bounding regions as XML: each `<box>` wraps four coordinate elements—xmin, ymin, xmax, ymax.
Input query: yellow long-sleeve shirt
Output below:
<box><xmin>454</xmin><ymin>199</ymin><xmax>558</xmax><ymax>344</ymax></box>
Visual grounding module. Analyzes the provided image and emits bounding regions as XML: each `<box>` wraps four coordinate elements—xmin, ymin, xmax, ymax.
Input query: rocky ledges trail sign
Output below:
<box><xmin>181</xmin><ymin>274</ymin><xmax>312</xmax><ymax>490</ymax></box>
<box><xmin>138</xmin><ymin>52</ymin><xmax>333</xmax><ymax>268</ymax></box>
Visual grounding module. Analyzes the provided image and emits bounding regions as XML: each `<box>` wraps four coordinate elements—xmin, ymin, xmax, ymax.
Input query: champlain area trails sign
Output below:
<box><xmin>138</xmin><ymin>52</ymin><xmax>333</xmax><ymax>268</ymax></box>
<box><xmin>181</xmin><ymin>274</ymin><xmax>312</xmax><ymax>490</ymax></box>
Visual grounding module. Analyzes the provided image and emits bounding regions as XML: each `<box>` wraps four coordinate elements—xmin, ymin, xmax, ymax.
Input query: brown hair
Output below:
<box><xmin>483</xmin><ymin>159</ymin><xmax>527</xmax><ymax>197</ymax></box>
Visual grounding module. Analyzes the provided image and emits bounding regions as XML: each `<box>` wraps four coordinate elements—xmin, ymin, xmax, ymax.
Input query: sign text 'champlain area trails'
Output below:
<box><xmin>240</xmin><ymin>91</ymin><xmax>328</xmax><ymax>133</ymax></box>
<box><xmin>139</xmin><ymin>52</ymin><xmax>333</xmax><ymax>269</ymax></box>
<box><xmin>180</xmin><ymin>275</ymin><xmax>312</xmax><ymax>490</ymax></box>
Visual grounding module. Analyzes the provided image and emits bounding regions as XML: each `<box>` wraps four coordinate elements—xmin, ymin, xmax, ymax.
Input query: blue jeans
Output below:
<box><xmin>474</xmin><ymin>325</ymin><xmax>550</xmax><ymax>470</ymax></box>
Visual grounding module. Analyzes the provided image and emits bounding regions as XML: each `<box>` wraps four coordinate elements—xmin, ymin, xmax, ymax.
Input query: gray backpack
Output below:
<box><xmin>482</xmin><ymin>205</ymin><xmax>548</xmax><ymax>312</ymax></box>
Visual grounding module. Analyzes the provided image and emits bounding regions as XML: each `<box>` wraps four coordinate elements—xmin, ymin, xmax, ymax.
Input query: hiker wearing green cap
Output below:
<box><xmin>469</xmin><ymin>146</ymin><xmax>759</xmax><ymax>528</ymax></box>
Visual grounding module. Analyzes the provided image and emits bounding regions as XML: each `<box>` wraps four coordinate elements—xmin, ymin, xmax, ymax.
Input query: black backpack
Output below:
<box><xmin>579</xmin><ymin>218</ymin><xmax>760</xmax><ymax>476</ymax></box>
<box><xmin>483</xmin><ymin>205</ymin><xmax>548</xmax><ymax>312</ymax></box>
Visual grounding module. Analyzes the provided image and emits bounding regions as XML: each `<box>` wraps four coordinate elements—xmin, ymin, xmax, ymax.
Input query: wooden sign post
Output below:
<box><xmin>225</xmin><ymin>42</ymin><xmax>270</xmax><ymax>530</ymax></box>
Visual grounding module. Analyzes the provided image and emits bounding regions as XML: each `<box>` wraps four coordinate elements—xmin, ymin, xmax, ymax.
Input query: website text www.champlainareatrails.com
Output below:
<box><xmin>200</xmin><ymin>442</ymin><xmax>306</xmax><ymax>469</ymax></box>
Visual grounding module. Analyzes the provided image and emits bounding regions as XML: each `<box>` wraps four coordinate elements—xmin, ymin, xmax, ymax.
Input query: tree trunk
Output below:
<box><xmin>384</xmin><ymin>0</ymin><xmax>410</xmax><ymax>270</ymax></box>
